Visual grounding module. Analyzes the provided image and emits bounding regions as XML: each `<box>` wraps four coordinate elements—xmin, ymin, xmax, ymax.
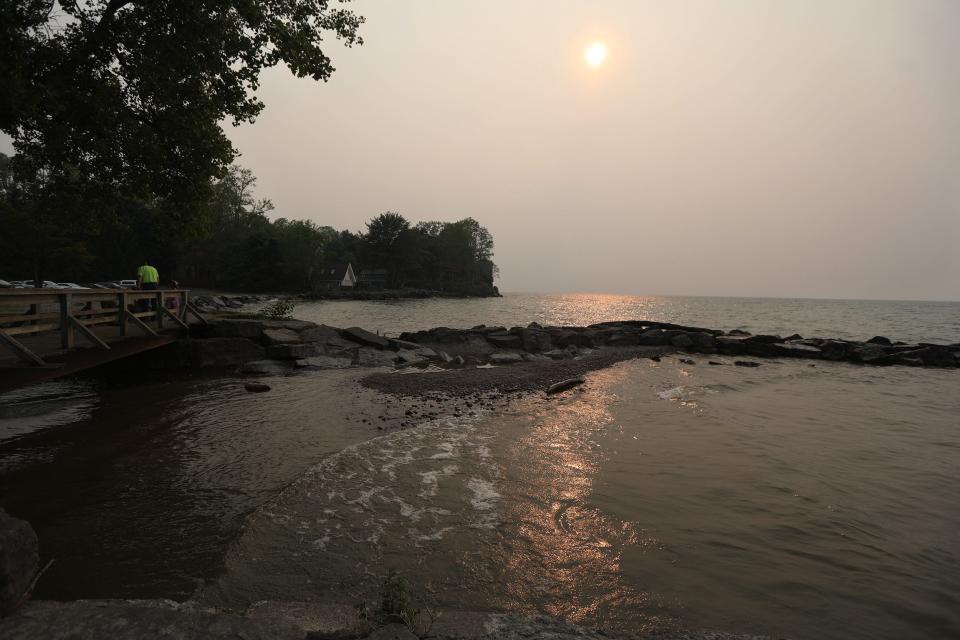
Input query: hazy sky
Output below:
<box><xmin>7</xmin><ymin>1</ymin><xmax>960</xmax><ymax>299</ymax></box>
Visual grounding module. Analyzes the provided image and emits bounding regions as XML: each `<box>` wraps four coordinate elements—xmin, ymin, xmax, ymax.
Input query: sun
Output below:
<box><xmin>584</xmin><ymin>42</ymin><xmax>608</xmax><ymax>68</ymax></box>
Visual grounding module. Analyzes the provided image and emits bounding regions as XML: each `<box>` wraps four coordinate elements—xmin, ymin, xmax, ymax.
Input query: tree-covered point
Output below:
<box><xmin>1</xmin><ymin>158</ymin><xmax>499</xmax><ymax>296</ymax></box>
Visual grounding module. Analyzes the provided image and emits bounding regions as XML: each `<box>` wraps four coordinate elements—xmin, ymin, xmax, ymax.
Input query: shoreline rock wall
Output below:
<box><xmin>133</xmin><ymin>316</ymin><xmax>960</xmax><ymax>373</ymax></box>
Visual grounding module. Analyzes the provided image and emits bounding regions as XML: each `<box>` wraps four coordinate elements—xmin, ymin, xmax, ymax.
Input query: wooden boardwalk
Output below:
<box><xmin>0</xmin><ymin>289</ymin><xmax>206</xmax><ymax>394</ymax></box>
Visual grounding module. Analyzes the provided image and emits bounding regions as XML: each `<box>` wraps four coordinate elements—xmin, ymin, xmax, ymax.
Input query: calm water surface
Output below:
<box><xmin>286</xmin><ymin>293</ymin><xmax>960</xmax><ymax>343</ymax></box>
<box><xmin>1</xmin><ymin>294</ymin><xmax>958</xmax><ymax>640</ymax></box>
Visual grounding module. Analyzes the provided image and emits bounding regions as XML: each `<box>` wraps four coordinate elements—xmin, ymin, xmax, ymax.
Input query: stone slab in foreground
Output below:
<box><xmin>1</xmin><ymin>599</ymin><xmax>776</xmax><ymax>640</ymax></box>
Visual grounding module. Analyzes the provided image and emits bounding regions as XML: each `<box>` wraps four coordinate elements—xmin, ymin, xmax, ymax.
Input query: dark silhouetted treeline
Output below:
<box><xmin>1</xmin><ymin>158</ymin><xmax>498</xmax><ymax>295</ymax></box>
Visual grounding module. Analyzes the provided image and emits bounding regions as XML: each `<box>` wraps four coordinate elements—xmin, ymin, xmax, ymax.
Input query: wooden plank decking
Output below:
<box><xmin>0</xmin><ymin>289</ymin><xmax>206</xmax><ymax>394</ymax></box>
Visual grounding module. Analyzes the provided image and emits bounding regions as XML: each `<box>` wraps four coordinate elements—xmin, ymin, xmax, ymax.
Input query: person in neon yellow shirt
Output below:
<box><xmin>136</xmin><ymin>261</ymin><xmax>160</xmax><ymax>311</ymax></box>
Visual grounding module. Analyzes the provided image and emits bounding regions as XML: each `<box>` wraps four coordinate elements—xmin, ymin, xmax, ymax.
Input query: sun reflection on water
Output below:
<box><xmin>489</xmin><ymin>366</ymin><xmax>677</xmax><ymax>631</ymax></box>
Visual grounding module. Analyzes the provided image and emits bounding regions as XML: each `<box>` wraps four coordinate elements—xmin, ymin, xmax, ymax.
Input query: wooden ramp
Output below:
<box><xmin>0</xmin><ymin>288</ymin><xmax>206</xmax><ymax>394</ymax></box>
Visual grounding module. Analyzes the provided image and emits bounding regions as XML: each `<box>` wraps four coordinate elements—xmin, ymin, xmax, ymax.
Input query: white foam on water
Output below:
<box><xmin>658</xmin><ymin>386</ymin><xmax>685</xmax><ymax>400</ymax></box>
<box><xmin>418</xmin><ymin>464</ymin><xmax>459</xmax><ymax>498</ymax></box>
<box><xmin>466</xmin><ymin>477</ymin><xmax>500</xmax><ymax>511</ymax></box>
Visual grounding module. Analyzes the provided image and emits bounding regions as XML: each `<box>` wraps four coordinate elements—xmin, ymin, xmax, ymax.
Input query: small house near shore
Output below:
<box><xmin>314</xmin><ymin>263</ymin><xmax>357</xmax><ymax>291</ymax></box>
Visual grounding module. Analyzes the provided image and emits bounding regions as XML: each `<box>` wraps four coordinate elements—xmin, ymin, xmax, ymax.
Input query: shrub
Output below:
<box><xmin>261</xmin><ymin>299</ymin><xmax>295</xmax><ymax>319</ymax></box>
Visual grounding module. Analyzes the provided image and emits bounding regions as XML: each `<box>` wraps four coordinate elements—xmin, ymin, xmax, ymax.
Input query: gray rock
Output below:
<box><xmin>266</xmin><ymin>343</ymin><xmax>319</xmax><ymax>359</ymax></box>
<box><xmin>734</xmin><ymin>360</ymin><xmax>761</xmax><ymax>367</ymax></box>
<box><xmin>637</xmin><ymin>329</ymin><xmax>670</xmax><ymax>346</ymax></box>
<box><xmin>0</xmin><ymin>599</ymin><xmax>303</xmax><ymax>640</ymax></box>
<box><xmin>552</xmin><ymin>330</ymin><xmax>594</xmax><ymax>348</ymax></box>
<box><xmin>207</xmin><ymin>319</ymin><xmax>264</xmax><ymax>339</ymax></box>
<box><xmin>606</xmin><ymin>331</ymin><xmax>638</xmax><ymax>347</ymax></box>
<box><xmin>413</xmin><ymin>347</ymin><xmax>439</xmax><ymax>360</ymax></box>
<box><xmin>186</xmin><ymin>338</ymin><xmax>265</xmax><ymax>368</ymax></box>
<box><xmin>341</xmin><ymin>326</ymin><xmax>390</xmax><ymax>349</ymax></box>
<box><xmin>263</xmin><ymin>319</ymin><xmax>316</xmax><ymax>332</ymax></box>
<box><xmin>671</xmin><ymin>333</ymin><xmax>694</xmax><ymax>349</ymax></box>
<box><xmin>239</xmin><ymin>360</ymin><xmax>289</xmax><ymax>376</ymax></box>
<box><xmin>891</xmin><ymin>346</ymin><xmax>957</xmax><ymax>367</ymax></box>
<box><xmin>396</xmin><ymin>349</ymin><xmax>429</xmax><ymax>366</ymax></box>
<box><xmin>716</xmin><ymin>335</ymin><xmax>750</xmax><ymax>355</ymax></box>
<box><xmin>489</xmin><ymin>352</ymin><xmax>523</xmax><ymax>364</ymax></box>
<box><xmin>546</xmin><ymin>377</ymin><xmax>586</xmax><ymax>394</ymax></box>
<box><xmin>726</xmin><ymin>329</ymin><xmax>752</xmax><ymax>336</ymax></box>
<box><xmin>322</xmin><ymin>335</ymin><xmax>360</xmax><ymax>356</ymax></box>
<box><xmin>847</xmin><ymin>343</ymin><xmax>890</xmax><ymax>364</ymax></box>
<box><xmin>543</xmin><ymin>348</ymin><xmax>572</xmax><ymax>360</ymax></box>
<box><xmin>262</xmin><ymin>328</ymin><xmax>301</xmax><ymax>345</ymax></box>
<box><xmin>0</xmin><ymin>509</ymin><xmax>38</xmax><ymax>616</ymax></box>
<box><xmin>689</xmin><ymin>332</ymin><xmax>718</xmax><ymax>352</ymax></box>
<box><xmin>355</xmin><ymin>348</ymin><xmax>398</xmax><ymax>367</ymax></box>
<box><xmin>521</xmin><ymin>328</ymin><xmax>552</xmax><ymax>352</ymax></box>
<box><xmin>487</xmin><ymin>333</ymin><xmax>523</xmax><ymax>349</ymax></box>
<box><xmin>244</xmin><ymin>382</ymin><xmax>271</xmax><ymax>393</ymax></box>
<box><xmin>745</xmin><ymin>334</ymin><xmax>783</xmax><ymax>344</ymax></box>
<box><xmin>818</xmin><ymin>340</ymin><xmax>850</xmax><ymax>361</ymax></box>
<box><xmin>297</xmin><ymin>356</ymin><xmax>354</xmax><ymax>370</ymax></box>
<box><xmin>298</xmin><ymin>324</ymin><xmax>341</xmax><ymax>343</ymax></box>
<box><xmin>866</xmin><ymin>335</ymin><xmax>892</xmax><ymax>345</ymax></box>
<box><xmin>389</xmin><ymin>338</ymin><xmax>424</xmax><ymax>351</ymax></box>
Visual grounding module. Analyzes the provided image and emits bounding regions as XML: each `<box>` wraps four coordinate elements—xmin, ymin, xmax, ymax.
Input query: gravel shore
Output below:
<box><xmin>361</xmin><ymin>346</ymin><xmax>674</xmax><ymax>398</ymax></box>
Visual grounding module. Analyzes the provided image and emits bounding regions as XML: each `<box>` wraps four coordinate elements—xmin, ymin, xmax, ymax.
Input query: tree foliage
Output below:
<box><xmin>1</xmin><ymin>0</ymin><xmax>363</xmax><ymax>210</ymax></box>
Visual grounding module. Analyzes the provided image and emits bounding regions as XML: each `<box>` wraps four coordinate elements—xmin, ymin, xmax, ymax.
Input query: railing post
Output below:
<box><xmin>181</xmin><ymin>290</ymin><xmax>188</xmax><ymax>321</ymax></box>
<box><xmin>118</xmin><ymin>292</ymin><xmax>128</xmax><ymax>336</ymax></box>
<box><xmin>156</xmin><ymin>291</ymin><xmax>163</xmax><ymax>330</ymax></box>
<box><xmin>59</xmin><ymin>293</ymin><xmax>74</xmax><ymax>349</ymax></box>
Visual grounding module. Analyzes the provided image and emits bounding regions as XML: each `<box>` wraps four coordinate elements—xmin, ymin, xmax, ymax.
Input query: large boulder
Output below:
<box><xmin>262</xmin><ymin>328</ymin><xmax>301</xmax><ymax>345</ymax></box>
<box><xmin>866</xmin><ymin>335</ymin><xmax>892</xmax><ymax>346</ymax></box>
<box><xmin>716</xmin><ymin>336</ymin><xmax>749</xmax><ymax>355</ymax></box>
<box><xmin>637</xmin><ymin>329</ymin><xmax>670</xmax><ymax>346</ymax></box>
<box><xmin>846</xmin><ymin>343</ymin><xmax>890</xmax><ymax>364</ymax></box>
<box><xmin>298</xmin><ymin>325</ymin><xmax>341</xmax><ymax>343</ymax></box>
<box><xmin>186</xmin><ymin>338</ymin><xmax>265</xmax><ymax>367</ymax></box>
<box><xmin>487</xmin><ymin>333</ymin><xmax>522</xmax><ymax>349</ymax></box>
<box><xmin>670</xmin><ymin>333</ymin><xmax>694</xmax><ymax>349</ymax></box>
<box><xmin>891</xmin><ymin>346</ymin><xmax>957</xmax><ymax>367</ymax></box>
<box><xmin>745</xmin><ymin>334</ymin><xmax>784</xmax><ymax>345</ymax></box>
<box><xmin>355</xmin><ymin>348</ymin><xmax>397</xmax><ymax>367</ymax></box>
<box><xmin>521</xmin><ymin>328</ymin><xmax>552</xmax><ymax>353</ymax></box>
<box><xmin>0</xmin><ymin>600</ymin><xmax>303</xmax><ymax>640</ymax></box>
<box><xmin>818</xmin><ymin>340</ymin><xmax>850</xmax><ymax>361</ymax></box>
<box><xmin>0</xmin><ymin>509</ymin><xmax>38</xmax><ymax>616</ymax></box>
<box><xmin>552</xmin><ymin>330</ymin><xmax>594</xmax><ymax>348</ymax></box>
<box><xmin>296</xmin><ymin>356</ymin><xmax>354</xmax><ymax>370</ymax></box>
<box><xmin>266</xmin><ymin>343</ymin><xmax>319</xmax><ymax>360</ymax></box>
<box><xmin>426</xmin><ymin>327</ymin><xmax>467</xmax><ymax>344</ymax></box>
<box><xmin>489</xmin><ymin>352</ymin><xmax>523</xmax><ymax>365</ymax></box>
<box><xmin>207</xmin><ymin>319</ymin><xmax>264</xmax><ymax>339</ymax></box>
<box><xmin>688</xmin><ymin>332</ymin><xmax>717</xmax><ymax>353</ymax></box>
<box><xmin>340</xmin><ymin>327</ymin><xmax>390</xmax><ymax>349</ymax></box>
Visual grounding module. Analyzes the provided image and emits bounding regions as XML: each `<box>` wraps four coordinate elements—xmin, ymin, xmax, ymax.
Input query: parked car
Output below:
<box><xmin>0</xmin><ymin>279</ymin><xmax>12</xmax><ymax>288</ymax></box>
<box><xmin>116</xmin><ymin>279</ymin><xmax>138</xmax><ymax>289</ymax></box>
<box><xmin>56</xmin><ymin>282</ymin><xmax>91</xmax><ymax>289</ymax></box>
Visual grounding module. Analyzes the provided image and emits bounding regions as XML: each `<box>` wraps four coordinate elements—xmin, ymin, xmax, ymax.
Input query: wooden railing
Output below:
<box><xmin>0</xmin><ymin>289</ymin><xmax>206</xmax><ymax>366</ymax></box>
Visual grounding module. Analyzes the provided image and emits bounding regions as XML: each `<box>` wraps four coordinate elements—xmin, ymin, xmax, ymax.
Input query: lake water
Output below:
<box><xmin>285</xmin><ymin>293</ymin><xmax>960</xmax><ymax>344</ymax></box>
<box><xmin>1</xmin><ymin>294</ymin><xmax>958</xmax><ymax>640</ymax></box>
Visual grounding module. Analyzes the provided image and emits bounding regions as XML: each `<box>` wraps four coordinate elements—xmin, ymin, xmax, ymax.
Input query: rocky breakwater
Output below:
<box><xmin>397</xmin><ymin>320</ymin><xmax>960</xmax><ymax>369</ymax></box>
<box><xmin>190</xmin><ymin>294</ymin><xmax>271</xmax><ymax>313</ymax></box>
<box><xmin>171</xmin><ymin>318</ymin><xmax>960</xmax><ymax>376</ymax></box>
<box><xmin>173</xmin><ymin>319</ymin><xmax>455</xmax><ymax>374</ymax></box>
